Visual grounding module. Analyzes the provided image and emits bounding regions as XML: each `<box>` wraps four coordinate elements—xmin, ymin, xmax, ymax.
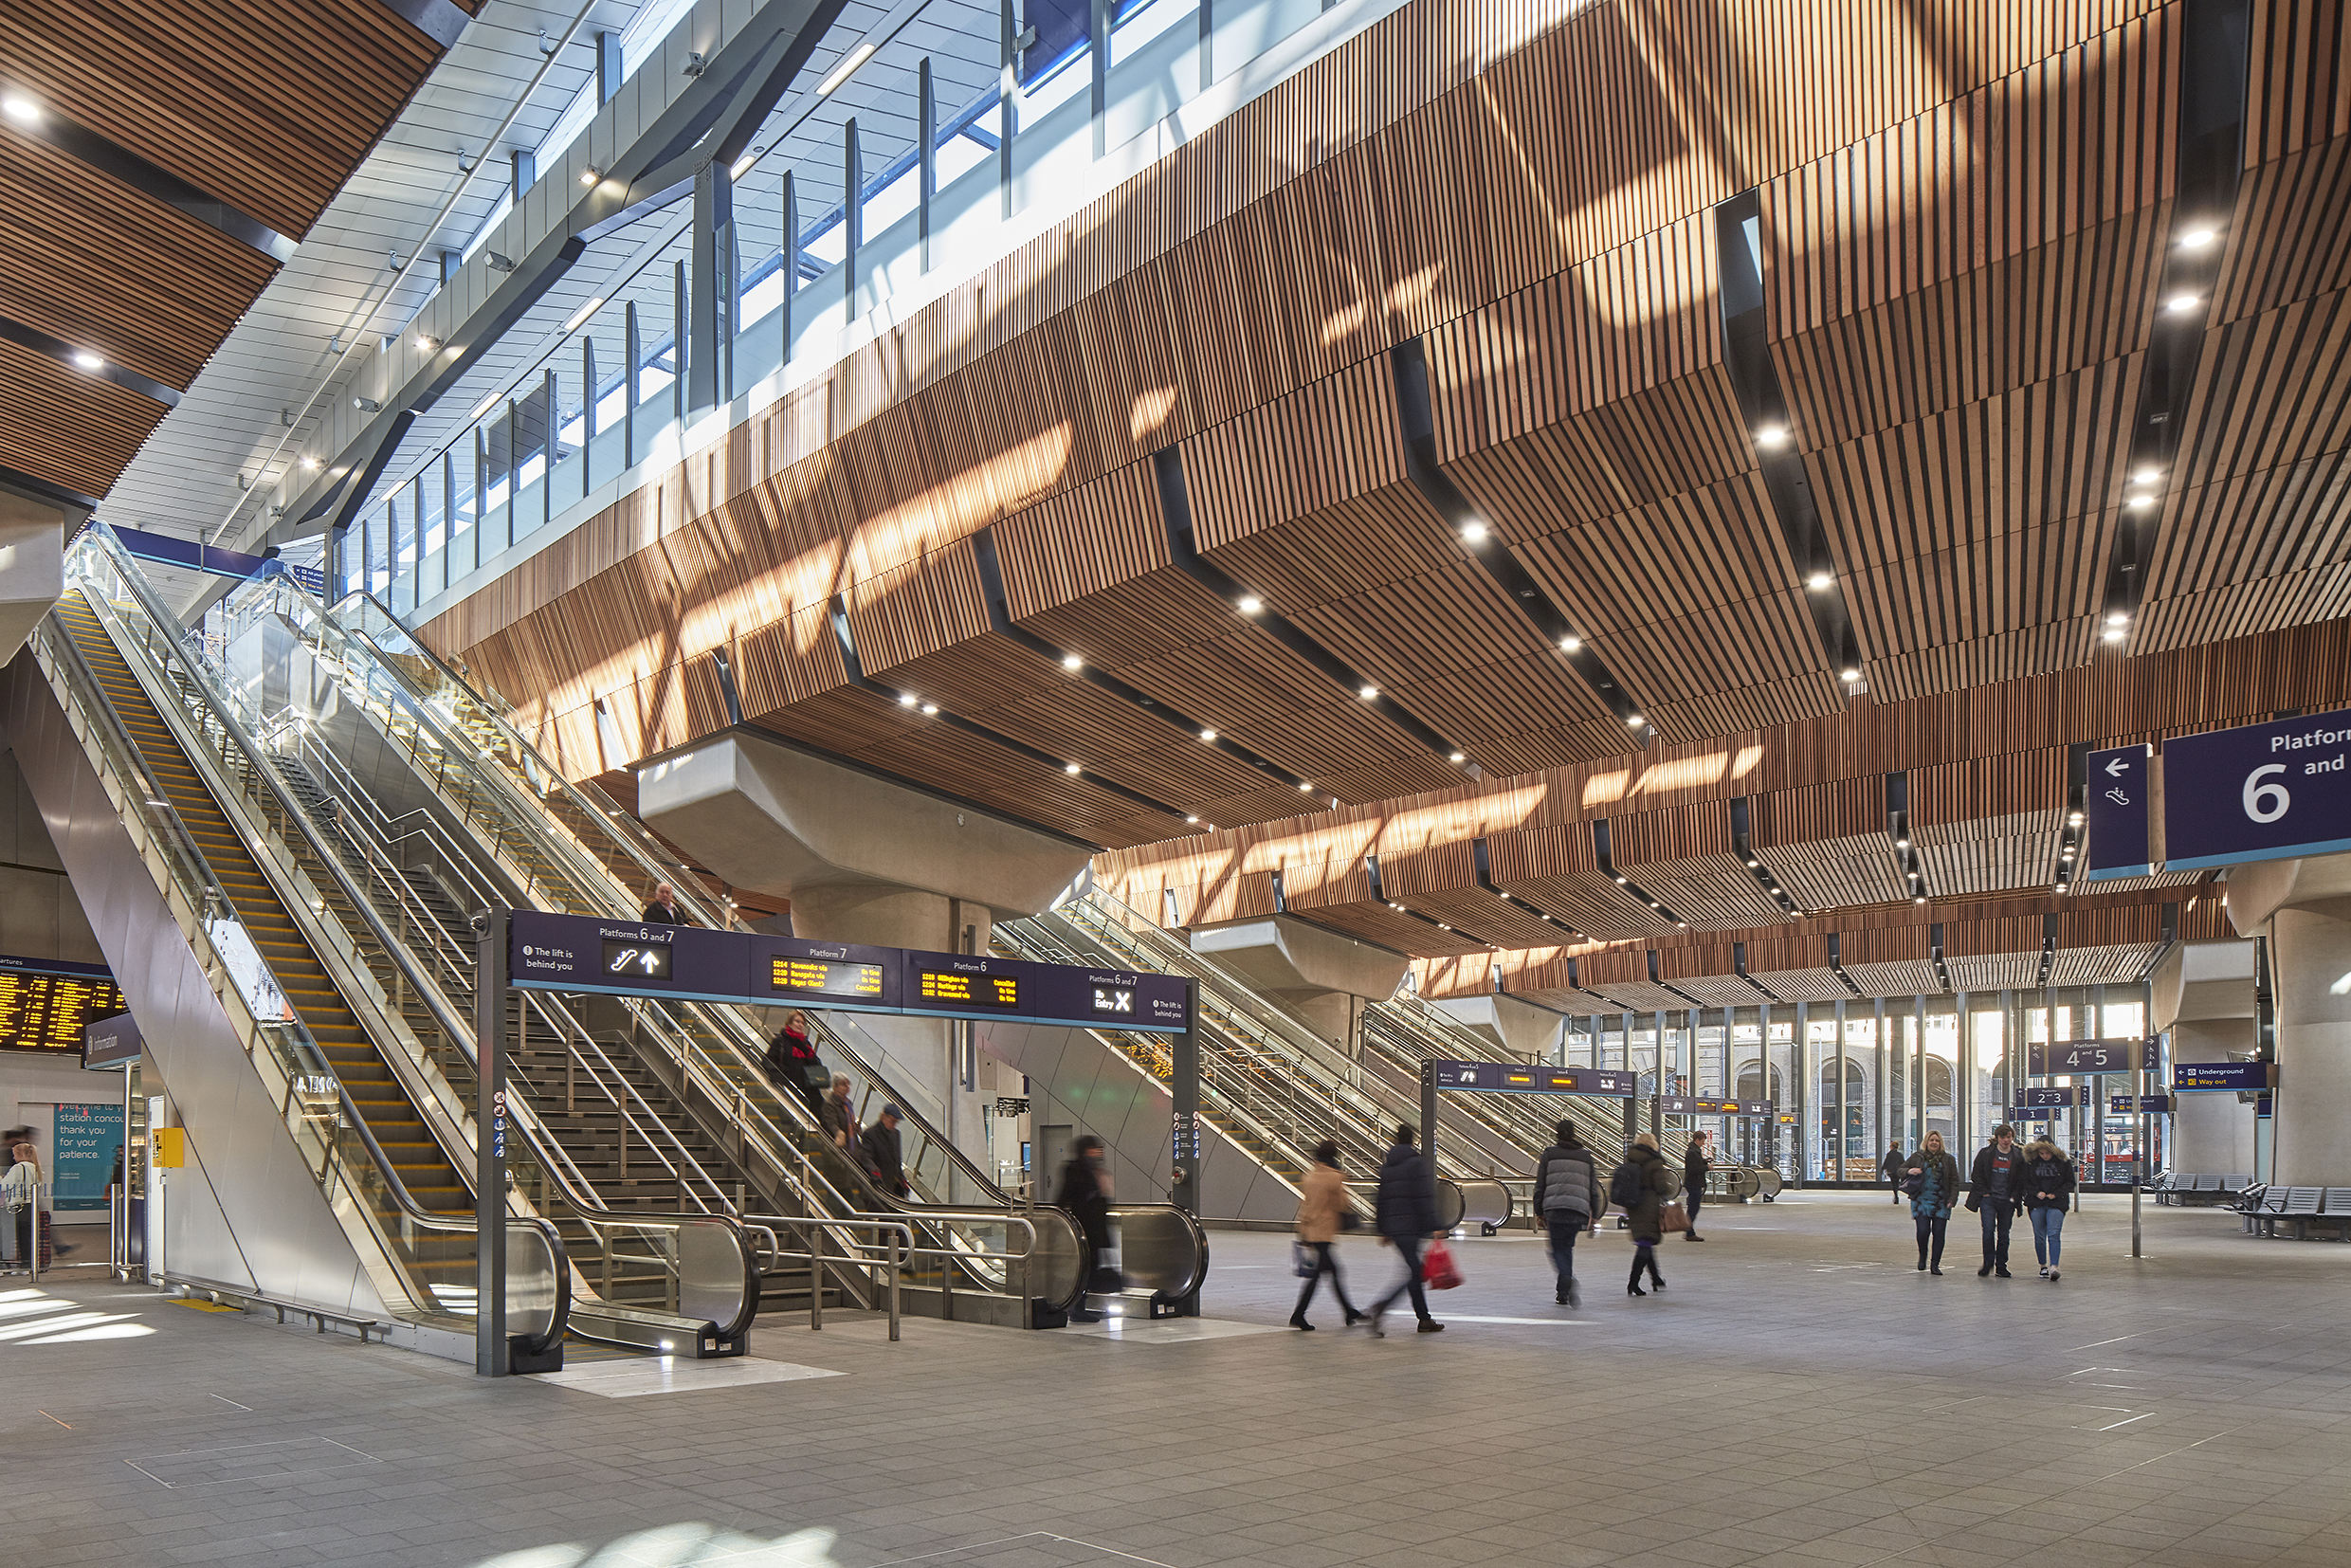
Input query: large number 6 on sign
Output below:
<box><xmin>2244</xmin><ymin>764</ymin><xmax>2291</xmax><ymax>825</ymax></box>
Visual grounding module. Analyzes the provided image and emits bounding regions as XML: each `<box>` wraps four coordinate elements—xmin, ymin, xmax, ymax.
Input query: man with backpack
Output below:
<box><xmin>1533</xmin><ymin>1119</ymin><xmax>1600</xmax><ymax>1306</ymax></box>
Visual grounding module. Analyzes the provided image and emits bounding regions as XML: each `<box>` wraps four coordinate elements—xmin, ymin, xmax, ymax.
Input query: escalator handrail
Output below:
<box><xmin>37</xmin><ymin>589</ymin><xmax>570</xmax><ymax>1345</ymax></box>
<box><xmin>73</xmin><ymin>526</ymin><xmax>751</xmax><ymax>1302</ymax></box>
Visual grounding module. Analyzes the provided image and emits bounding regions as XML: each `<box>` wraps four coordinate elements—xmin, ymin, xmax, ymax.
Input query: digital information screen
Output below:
<box><xmin>1429</xmin><ymin>1060</ymin><xmax>1638</xmax><ymax>1098</ymax></box>
<box><xmin>601</xmin><ymin>939</ymin><xmax>673</xmax><ymax>980</ymax></box>
<box><xmin>918</xmin><ymin>967</ymin><xmax>1022</xmax><ymax>1010</ymax></box>
<box><xmin>0</xmin><ymin>960</ymin><xmax>129</xmax><ymax>1055</ymax></box>
<box><xmin>771</xmin><ymin>957</ymin><xmax>884</xmax><ymax>999</ymax></box>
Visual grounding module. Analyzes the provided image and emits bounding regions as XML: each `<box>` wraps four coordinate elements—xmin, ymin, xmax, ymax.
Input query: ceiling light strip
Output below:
<box><xmin>0</xmin><ymin>314</ymin><xmax>181</xmax><ymax>408</ymax></box>
<box><xmin>4</xmin><ymin>101</ymin><xmax>297</xmax><ymax>263</ymax></box>
<box><xmin>968</xmin><ymin>528</ymin><xmax>1309</xmax><ymax>793</ymax></box>
<box><xmin>1712</xmin><ymin>190</ymin><xmax>1862</xmax><ymax>681</ymax></box>
<box><xmin>1387</xmin><ymin>338</ymin><xmax>1648</xmax><ymax>733</ymax></box>
<box><xmin>1470</xmin><ymin>835</ymin><xmax>1583</xmax><ymax>939</ymax></box>
<box><xmin>827</xmin><ymin>596</ymin><xmax>1191</xmax><ymax>827</ymax></box>
<box><xmin>1152</xmin><ymin>448</ymin><xmax>1475</xmax><ymax>770</ymax></box>
<box><xmin>2097</xmin><ymin>4</ymin><xmax>2251</xmax><ymax>636</ymax></box>
<box><xmin>1593</xmin><ymin>819</ymin><xmax>1687</xmax><ymax>927</ymax></box>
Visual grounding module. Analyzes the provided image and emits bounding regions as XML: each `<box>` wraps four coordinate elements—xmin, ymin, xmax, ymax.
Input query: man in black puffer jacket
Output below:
<box><xmin>1533</xmin><ymin>1119</ymin><xmax>1600</xmax><ymax>1306</ymax></box>
<box><xmin>1366</xmin><ymin>1124</ymin><xmax>1444</xmax><ymax>1336</ymax></box>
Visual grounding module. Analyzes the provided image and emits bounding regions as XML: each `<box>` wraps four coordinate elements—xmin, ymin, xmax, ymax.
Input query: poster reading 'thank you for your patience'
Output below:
<box><xmin>52</xmin><ymin>1102</ymin><xmax>123</xmax><ymax>1212</ymax></box>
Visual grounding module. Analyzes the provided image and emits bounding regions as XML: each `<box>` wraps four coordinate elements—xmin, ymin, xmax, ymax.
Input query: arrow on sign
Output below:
<box><xmin>2105</xmin><ymin>756</ymin><xmax>2131</xmax><ymax>776</ymax></box>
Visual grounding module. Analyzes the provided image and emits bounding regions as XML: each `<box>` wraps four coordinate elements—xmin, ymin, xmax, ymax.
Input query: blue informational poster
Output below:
<box><xmin>52</xmin><ymin>1102</ymin><xmax>122</xmax><ymax>1212</ymax></box>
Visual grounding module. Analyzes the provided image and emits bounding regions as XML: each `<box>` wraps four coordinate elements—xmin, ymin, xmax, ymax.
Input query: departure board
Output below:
<box><xmin>918</xmin><ymin>967</ymin><xmax>1022</xmax><ymax>1010</ymax></box>
<box><xmin>769</xmin><ymin>956</ymin><xmax>884</xmax><ymax>999</ymax></box>
<box><xmin>0</xmin><ymin>968</ymin><xmax>129</xmax><ymax>1054</ymax></box>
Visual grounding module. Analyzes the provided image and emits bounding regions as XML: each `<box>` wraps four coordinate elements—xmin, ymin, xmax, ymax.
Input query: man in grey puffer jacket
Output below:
<box><xmin>1533</xmin><ymin>1119</ymin><xmax>1601</xmax><ymax>1307</ymax></box>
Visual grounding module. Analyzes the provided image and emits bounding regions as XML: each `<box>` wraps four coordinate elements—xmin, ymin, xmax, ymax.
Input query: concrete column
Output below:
<box><xmin>2269</xmin><ymin>903</ymin><xmax>2351</xmax><ymax>1186</ymax></box>
<box><xmin>2172</xmin><ymin>1015</ymin><xmax>2257</xmax><ymax>1175</ymax></box>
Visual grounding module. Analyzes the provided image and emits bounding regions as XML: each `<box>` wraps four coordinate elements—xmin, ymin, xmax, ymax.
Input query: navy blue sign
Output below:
<box><xmin>510</xmin><ymin>912</ymin><xmax>1193</xmax><ymax>1033</ymax></box>
<box><xmin>748</xmin><ymin>934</ymin><xmax>901</xmax><ymax>1014</ymax></box>
<box><xmin>2109</xmin><ymin>1094</ymin><xmax>2172</xmax><ymax>1113</ymax></box>
<box><xmin>898</xmin><ymin>949</ymin><xmax>1191</xmax><ymax>1032</ymax></box>
<box><xmin>2174</xmin><ymin>1060</ymin><xmax>2270</xmax><ymax>1092</ymax></box>
<box><xmin>2030</xmin><ymin>1039</ymin><xmax>2151</xmax><ymax>1074</ymax></box>
<box><xmin>2162</xmin><ymin>712</ymin><xmax>2351</xmax><ymax>871</ymax></box>
<box><xmin>2084</xmin><ymin>744</ymin><xmax>2153</xmax><ymax>880</ymax></box>
<box><xmin>1656</xmin><ymin>1095</ymin><xmax>1774</xmax><ymax>1117</ymax></box>
<box><xmin>2018</xmin><ymin>1085</ymin><xmax>2082</xmax><ymax>1108</ymax></box>
<box><xmin>1430</xmin><ymin>1060</ymin><xmax>1637</xmax><ymax>1097</ymax></box>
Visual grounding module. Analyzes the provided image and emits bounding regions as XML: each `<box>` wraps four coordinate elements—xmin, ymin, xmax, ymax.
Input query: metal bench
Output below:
<box><xmin>2269</xmin><ymin>1187</ymin><xmax>2325</xmax><ymax>1240</ymax></box>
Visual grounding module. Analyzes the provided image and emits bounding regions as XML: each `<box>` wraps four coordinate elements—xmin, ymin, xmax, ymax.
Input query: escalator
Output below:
<box><xmin>39</xmin><ymin>528</ymin><xmax>764</xmax><ymax>1359</ymax></box>
<box><xmin>199</xmin><ymin>548</ymin><xmax>1199</xmax><ymax>1327</ymax></box>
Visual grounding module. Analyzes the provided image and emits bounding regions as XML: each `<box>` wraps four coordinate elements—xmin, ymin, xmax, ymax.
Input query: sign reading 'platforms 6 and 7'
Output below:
<box><xmin>2163</xmin><ymin>712</ymin><xmax>2351</xmax><ymax>872</ymax></box>
<box><xmin>508</xmin><ymin>910</ymin><xmax>1193</xmax><ymax>1033</ymax></box>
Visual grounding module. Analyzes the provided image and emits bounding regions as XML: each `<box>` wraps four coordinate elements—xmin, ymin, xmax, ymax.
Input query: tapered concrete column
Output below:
<box><xmin>638</xmin><ymin>731</ymin><xmax>1091</xmax><ymax>1186</ymax></box>
<box><xmin>1188</xmin><ymin>916</ymin><xmax>1405</xmax><ymax>1056</ymax></box>
<box><xmin>1428</xmin><ymin>994</ymin><xmax>1567</xmax><ymax>1062</ymax></box>
<box><xmin>2166</xmin><ymin>941</ymin><xmax>2258</xmax><ymax>1176</ymax></box>
<box><xmin>2227</xmin><ymin>857</ymin><xmax>2351</xmax><ymax>1187</ymax></box>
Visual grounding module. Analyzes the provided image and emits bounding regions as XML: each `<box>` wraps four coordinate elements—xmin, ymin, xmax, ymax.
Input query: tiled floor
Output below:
<box><xmin>9</xmin><ymin>1192</ymin><xmax>2351</xmax><ymax>1567</ymax></box>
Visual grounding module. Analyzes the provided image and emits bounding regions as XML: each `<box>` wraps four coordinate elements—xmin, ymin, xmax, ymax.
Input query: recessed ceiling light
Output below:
<box><xmin>1626</xmin><ymin>714</ymin><xmax>1644</xmax><ymax>727</ymax></box>
<box><xmin>816</xmin><ymin>41</ymin><xmax>877</xmax><ymax>96</ymax></box>
<box><xmin>1914</xmin><ymin>895</ymin><xmax>1926</xmax><ymax>904</ymax></box>
<box><xmin>920</xmin><ymin>702</ymin><xmax>938</xmax><ymax>715</ymax></box>
<box><xmin>1839</xmin><ymin>667</ymin><xmax>1859</xmax><ymax>683</ymax></box>
<box><xmin>1460</xmin><ymin>520</ymin><xmax>1487</xmax><ymax>543</ymax></box>
<box><xmin>731</xmin><ymin>150</ymin><xmax>760</xmax><ymax>179</ymax></box>
<box><xmin>561</xmin><ymin>295</ymin><xmax>607</xmax><ymax>333</ymax></box>
<box><xmin>897</xmin><ymin>692</ymin><xmax>917</xmax><ymax>706</ymax></box>
<box><xmin>2179</xmin><ymin>228</ymin><xmax>2215</xmax><ymax>249</ymax></box>
<box><xmin>2069</xmin><ymin>811</ymin><xmax>2084</xmax><ymax>826</ymax></box>
<box><xmin>1358</xmin><ymin>684</ymin><xmax>1377</xmax><ymax>701</ymax></box>
<box><xmin>1755</xmin><ymin>425</ymin><xmax>1791</xmax><ymax>450</ymax></box>
<box><xmin>71</xmin><ymin>350</ymin><xmax>102</xmax><ymax>371</ymax></box>
<box><xmin>1449</xmin><ymin>750</ymin><xmax>1466</xmax><ymax>763</ymax></box>
<box><xmin>1297</xmin><ymin>780</ymin><xmax>1313</xmax><ymax>791</ymax></box>
<box><xmin>2166</xmin><ymin>293</ymin><xmax>2200</xmax><ymax>314</ymax></box>
<box><xmin>1560</xmin><ymin>635</ymin><xmax>1581</xmax><ymax>651</ymax></box>
<box><xmin>2133</xmin><ymin>466</ymin><xmax>2162</xmax><ymax>484</ymax></box>
<box><xmin>1064</xmin><ymin>761</ymin><xmax>1082</xmax><ymax>775</ymax></box>
<box><xmin>1806</xmin><ymin>571</ymin><xmax>1832</xmax><ymax>591</ymax></box>
<box><xmin>1198</xmin><ymin>728</ymin><xmax>1216</xmax><ymax>742</ymax></box>
<box><xmin>2106</xmin><ymin>611</ymin><xmax>2129</xmax><ymax>626</ymax></box>
<box><xmin>1896</xmin><ymin>837</ymin><xmax>1909</xmax><ymax>848</ymax></box>
<box><xmin>1185</xmin><ymin>814</ymin><xmax>1198</xmax><ymax>824</ymax></box>
<box><xmin>1437</xmin><ymin>922</ymin><xmax>1449</xmax><ymax>931</ymax></box>
<box><xmin>1061</xmin><ymin>653</ymin><xmax>1083</xmax><ymax>670</ymax></box>
<box><xmin>2</xmin><ymin>96</ymin><xmax>38</xmax><ymax>124</ymax></box>
<box><xmin>1613</xmin><ymin>876</ymin><xmax>1627</xmax><ymax>884</ymax></box>
<box><xmin>1237</xmin><ymin>595</ymin><xmax>1262</xmax><ymax>614</ymax></box>
<box><xmin>2125</xmin><ymin>494</ymin><xmax>2156</xmax><ymax>509</ymax></box>
<box><xmin>1496</xmin><ymin>889</ymin><xmax>1508</xmax><ymax>899</ymax></box>
<box><xmin>2103</xmin><ymin>628</ymin><xmax>2126</xmax><ymax>644</ymax></box>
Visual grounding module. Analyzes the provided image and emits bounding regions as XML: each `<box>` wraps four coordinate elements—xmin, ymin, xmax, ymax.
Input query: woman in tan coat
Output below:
<box><xmin>1291</xmin><ymin>1140</ymin><xmax>1364</xmax><ymax>1330</ymax></box>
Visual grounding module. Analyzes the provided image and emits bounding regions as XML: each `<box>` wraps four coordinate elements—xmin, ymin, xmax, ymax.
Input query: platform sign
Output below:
<box><xmin>510</xmin><ymin>911</ymin><xmax>751</xmax><ymax>1004</ymax></box>
<box><xmin>2173</xmin><ymin>1060</ymin><xmax>2271</xmax><ymax>1092</ymax></box>
<box><xmin>2162</xmin><ymin>712</ymin><xmax>2351</xmax><ymax>871</ymax></box>
<box><xmin>2014</xmin><ymin>1085</ymin><xmax>2082</xmax><ymax>1110</ymax></box>
<box><xmin>2029</xmin><ymin>1039</ymin><xmax>2151</xmax><ymax>1074</ymax></box>
<box><xmin>1431</xmin><ymin>1060</ymin><xmax>1637</xmax><ymax>1097</ymax></box>
<box><xmin>1656</xmin><ymin>1095</ymin><xmax>1775</xmax><ymax>1117</ymax></box>
<box><xmin>747</xmin><ymin>933</ymin><xmax>900</xmax><ymax>1013</ymax></box>
<box><xmin>895</xmin><ymin>950</ymin><xmax>1191</xmax><ymax>1032</ymax></box>
<box><xmin>2110</xmin><ymin>1094</ymin><xmax>2172</xmax><ymax>1114</ymax></box>
<box><xmin>2084</xmin><ymin>743</ymin><xmax>2154</xmax><ymax>879</ymax></box>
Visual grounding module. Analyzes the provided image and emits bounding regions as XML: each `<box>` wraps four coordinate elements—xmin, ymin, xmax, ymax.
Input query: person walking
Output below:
<box><xmin>1616</xmin><ymin>1131</ymin><xmax>1674</xmax><ymax>1297</ymax></box>
<box><xmin>1365</xmin><ymin>1124</ymin><xmax>1444</xmax><ymax>1336</ymax></box>
<box><xmin>2022</xmin><ymin>1137</ymin><xmax>2077</xmax><ymax>1280</ymax></box>
<box><xmin>641</xmin><ymin>881</ymin><xmax>683</xmax><ymax>924</ymax></box>
<box><xmin>862</xmin><ymin>1106</ymin><xmax>909</xmax><ymax>1198</ymax></box>
<box><xmin>1055</xmin><ymin>1134</ymin><xmax>1114</xmax><ymax>1322</ymax></box>
<box><xmin>1880</xmin><ymin>1140</ymin><xmax>1908</xmax><ymax>1204</ymax></box>
<box><xmin>2</xmin><ymin>1143</ymin><xmax>39</xmax><ymax>1277</ymax></box>
<box><xmin>1290</xmin><ymin>1141</ymin><xmax>1363</xmax><ymax>1330</ymax></box>
<box><xmin>1906</xmin><ymin>1130</ymin><xmax>1960</xmax><ymax>1275</ymax></box>
<box><xmin>1532</xmin><ymin>1119</ymin><xmax>1600</xmax><ymax>1306</ymax></box>
<box><xmin>1968</xmin><ymin>1123</ymin><xmax>2026</xmax><ymax>1277</ymax></box>
<box><xmin>1682</xmin><ymin>1129</ymin><xmax>1713</xmax><ymax>1241</ymax></box>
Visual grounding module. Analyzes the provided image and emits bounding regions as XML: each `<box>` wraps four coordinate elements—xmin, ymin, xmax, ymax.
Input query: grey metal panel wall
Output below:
<box><xmin>972</xmin><ymin>1017</ymin><xmax>1298</xmax><ymax>1223</ymax></box>
<box><xmin>0</xmin><ymin>647</ymin><xmax>389</xmax><ymax>1318</ymax></box>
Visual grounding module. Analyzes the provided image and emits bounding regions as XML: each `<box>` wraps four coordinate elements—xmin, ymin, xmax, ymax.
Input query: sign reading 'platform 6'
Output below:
<box><xmin>2163</xmin><ymin>713</ymin><xmax>2351</xmax><ymax>872</ymax></box>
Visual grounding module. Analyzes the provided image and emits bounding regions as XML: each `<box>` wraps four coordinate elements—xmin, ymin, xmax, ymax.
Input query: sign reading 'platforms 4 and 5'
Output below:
<box><xmin>508</xmin><ymin>911</ymin><xmax>1193</xmax><ymax>1033</ymax></box>
<box><xmin>2163</xmin><ymin>712</ymin><xmax>2351</xmax><ymax>872</ymax></box>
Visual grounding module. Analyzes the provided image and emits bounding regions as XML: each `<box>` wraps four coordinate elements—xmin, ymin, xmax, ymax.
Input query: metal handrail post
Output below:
<box><xmin>810</xmin><ymin>1218</ymin><xmax>823</xmax><ymax>1329</ymax></box>
<box><xmin>888</xmin><ymin>1230</ymin><xmax>901</xmax><ymax>1341</ymax></box>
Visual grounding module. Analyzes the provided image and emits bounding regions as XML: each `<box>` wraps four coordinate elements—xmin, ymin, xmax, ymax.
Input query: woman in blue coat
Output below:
<box><xmin>1906</xmin><ymin>1130</ymin><xmax>1960</xmax><ymax>1276</ymax></box>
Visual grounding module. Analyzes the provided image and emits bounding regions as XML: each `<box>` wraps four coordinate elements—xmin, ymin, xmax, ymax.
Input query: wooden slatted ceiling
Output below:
<box><xmin>0</xmin><ymin>338</ymin><xmax>162</xmax><ymax>500</ymax></box>
<box><xmin>0</xmin><ymin>132</ymin><xmax>278</xmax><ymax>391</ymax></box>
<box><xmin>1752</xmin><ymin>777</ymin><xmax>1909</xmax><ymax>911</ymax></box>
<box><xmin>0</xmin><ymin>0</ymin><xmax>446</xmax><ymax>240</ymax></box>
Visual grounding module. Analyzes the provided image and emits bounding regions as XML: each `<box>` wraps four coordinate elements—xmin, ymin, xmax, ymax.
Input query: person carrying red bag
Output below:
<box><xmin>1363</xmin><ymin>1123</ymin><xmax>1446</xmax><ymax>1337</ymax></box>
